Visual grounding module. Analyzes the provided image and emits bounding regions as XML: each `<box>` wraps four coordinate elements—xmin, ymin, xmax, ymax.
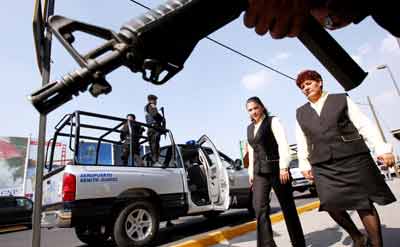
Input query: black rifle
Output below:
<box><xmin>160</xmin><ymin>106</ymin><xmax>166</xmax><ymax>130</ymax></box>
<box><xmin>30</xmin><ymin>0</ymin><xmax>367</xmax><ymax>114</ymax></box>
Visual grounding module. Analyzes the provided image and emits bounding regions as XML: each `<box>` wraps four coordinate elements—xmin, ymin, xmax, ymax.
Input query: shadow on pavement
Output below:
<box><xmin>75</xmin><ymin>208</ymin><xmax>279</xmax><ymax>247</ymax></box>
<box><xmin>343</xmin><ymin>224</ymin><xmax>400</xmax><ymax>247</ymax></box>
<box><xmin>293</xmin><ymin>193</ymin><xmax>317</xmax><ymax>200</ymax></box>
<box><xmin>381</xmin><ymin>225</ymin><xmax>400</xmax><ymax>247</ymax></box>
<box><xmin>153</xmin><ymin>209</ymin><xmax>261</xmax><ymax>246</ymax></box>
<box><xmin>304</xmin><ymin>226</ymin><xmax>344</xmax><ymax>246</ymax></box>
<box><xmin>304</xmin><ymin>224</ymin><xmax>400</xmax><ymax>247</ymax></box>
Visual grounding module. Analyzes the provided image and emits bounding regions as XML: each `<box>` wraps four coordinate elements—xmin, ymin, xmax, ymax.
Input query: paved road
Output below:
<box><xmin>212</xmin><ymin>178</ymin><xmax>400</xmax><ymax>247</ymax></box>
<box><xmin>0</xmin><ymin>191</ymin><xmax>317</xmax><ymax>247</ymax></box>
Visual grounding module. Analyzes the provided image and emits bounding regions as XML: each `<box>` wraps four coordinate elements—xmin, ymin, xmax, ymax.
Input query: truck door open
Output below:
<box><xmin>197</xmin><ymin>135</ymin><xmax>230</xmax><ymax>210</ymax></box>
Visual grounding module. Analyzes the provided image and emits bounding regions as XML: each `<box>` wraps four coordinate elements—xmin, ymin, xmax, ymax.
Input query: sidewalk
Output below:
<box><xmin>213</xmin><ymin>178</ymin><xmax>400</xmax><ymax>247</ymax></box>
<box><xmin>172</xmin><ymin>178</ymin><xmax>400</xmax><ymax>247</ymax></box>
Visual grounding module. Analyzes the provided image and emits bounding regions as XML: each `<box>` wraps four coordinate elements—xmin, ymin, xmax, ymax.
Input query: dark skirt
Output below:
<box><xmin>311</xmin><ymin>153</ymin><xmax>396</xmax><ymax>211</ymax></box>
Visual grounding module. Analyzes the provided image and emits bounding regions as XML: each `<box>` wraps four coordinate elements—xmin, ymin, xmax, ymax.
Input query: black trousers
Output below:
<box><xmin>147</xmin><ymin>129</ymin><xmax>161</xmax><ymax>162</ymax></box>
<box><xmin>253</xmin><ymin>172</ymin><xmax>305</xmax><ymax>247</ymax></box>
<box><xmin>121</xmin><ymin>141</ymin><xmax>140</xmax><ymax>165</ymax></box>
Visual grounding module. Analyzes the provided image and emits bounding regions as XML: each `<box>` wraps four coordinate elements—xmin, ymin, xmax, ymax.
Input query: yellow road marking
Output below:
<box><xmin>0</xmin><ymin>225</ymin><xmax>27</xmax><ymax>234</ymax></box>
<box><xmin>171</xmin><ymin>200</ymin><xmax>320</xmax><ymax>247</ymax></box>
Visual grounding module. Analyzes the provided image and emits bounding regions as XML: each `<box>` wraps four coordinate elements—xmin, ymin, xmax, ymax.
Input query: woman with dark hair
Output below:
<box><xmin>246</xmin><ymin>97</ymin><xmax>305</xmax><ymax>247</ymax></box>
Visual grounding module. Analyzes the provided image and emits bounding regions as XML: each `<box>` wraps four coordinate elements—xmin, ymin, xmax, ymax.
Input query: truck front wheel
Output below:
<box><xmin>113</xmin><ymin>200</ymin><xmax>159</xmax><ymax>247</ymax></box>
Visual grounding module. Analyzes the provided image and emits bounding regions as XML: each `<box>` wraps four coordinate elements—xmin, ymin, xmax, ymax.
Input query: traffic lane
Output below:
<box><xmin>0</xmin><ymin>191</ymin><xmax>317</xmax><ymax>247</ymax></box>
<box><xmin>0</xmin><ymin>228</ymin><xmax>83</xmax><ymax>247</ymax></box>
<box><xmin>0</xmin><ymin>210</ymin><xmax>257</xmax><ymax>247</ymax></box>
<box><xmin>155</xmin><ymin>209</ymin><xmax>257</xmax><ymax>246</ymax></box>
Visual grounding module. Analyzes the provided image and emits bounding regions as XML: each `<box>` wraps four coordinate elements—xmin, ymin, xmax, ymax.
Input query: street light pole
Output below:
<box><xmin>367</xmin><ymin>96</ymin><xmax>387</xmax><ymax>142</ymax></box>
<box><xmin>32</xmin><ymin>1</ymin><xmax>55</xmax><ymax>247</ymax></box>
<box><xmin>377</xmin><ymin>64</ymin><xmax>400</xmax><ymax>97</ymax></box>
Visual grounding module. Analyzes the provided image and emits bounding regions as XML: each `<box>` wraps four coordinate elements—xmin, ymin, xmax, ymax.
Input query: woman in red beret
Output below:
<box><xmin>295</xmin><ymin>70</ymin><xmax>396</xmax><ymax>247</ymax></box>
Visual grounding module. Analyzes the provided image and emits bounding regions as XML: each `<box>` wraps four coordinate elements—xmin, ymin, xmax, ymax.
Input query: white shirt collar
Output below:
<box><xmin>310</xmin><ymin>91</ymin><xmax>328</xmax><ymax>105</ymax></box>
<box><xmin>309</xmin><ymin>91</ymin><xmax>329</xmax><ymax>115</ymax></box>
<box><xmin>254</xmin><ymin>115</ymin><xmax>266</xmax><ymax>127</ymax></box>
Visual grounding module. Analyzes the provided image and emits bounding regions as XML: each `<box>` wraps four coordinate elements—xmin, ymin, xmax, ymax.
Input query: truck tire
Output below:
<box><xmin>113</xmin><ymin>200</ymin><xmax>159</xmax><ymax>247</ymax></box>
<box><xmin>75</xmin><ymin>224</ymin><xmax>110</xmax><ymax>246</ymax></box>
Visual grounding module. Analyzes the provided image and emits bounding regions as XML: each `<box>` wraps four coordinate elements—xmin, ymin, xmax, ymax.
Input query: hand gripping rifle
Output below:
<box><xmin>30</xmin><ymin>0</ymin><xmax>367</xmax><ymax>114</ymax></box>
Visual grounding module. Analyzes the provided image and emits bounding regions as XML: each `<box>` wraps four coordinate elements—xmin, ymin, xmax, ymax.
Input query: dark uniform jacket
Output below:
<box><xmin>144</xmin><ymin>104</ymin><xmax>164</xmax><ymax>127</ymax></box>
<box><xmin>296</xmin><ymin>93</ymin><xmax>370</xmax><ymax>165</ymax></box>
<box><xmin>247</xmin><ymin>116</ymin><xmax>280</xmax><ymax>175</ymax></box>
<box><xmin>120</xmin><ymin>120</ymin><xmax>145</xmax><ymax>144</ymax></box>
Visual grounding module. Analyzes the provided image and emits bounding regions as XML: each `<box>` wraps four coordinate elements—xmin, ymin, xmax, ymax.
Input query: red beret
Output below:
<box><xmin>296</xmin><ymin>70</ymin><xmax>322</xmax><ymax>88</ymax></box>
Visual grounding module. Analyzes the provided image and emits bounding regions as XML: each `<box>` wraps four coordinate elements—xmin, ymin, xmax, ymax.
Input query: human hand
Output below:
<box><xmin>301</xmin><ymin>170</ymin><xmax>314</xmax><ymax>181</ymax></box>
<box><xmin>280</xmin><ymin>169</ymin><xmax>290</xmax><ymax>184</ymax></box>
<box><xmin>309</xmin><ymin>0</ymin><xmax>366</xmax><ymax>31</ymax></box>
<box><xmin>249</xmin><ymin>174</ymin><xmax>254</xmax><ymax>185</ymax></box>
<box><xmin>244</xmin><ymin>0</ymin><xmax>312</xmax><ymax>39</ymax></box>
<box><xmin>310</xmin><ymin>7</ymin><xmax>352</xmax><ymax>30</ymax></box>
<box><xmin>378</xmin><ymin>153</ymin><xmax>395</xmax><ymax>168</ymax></box>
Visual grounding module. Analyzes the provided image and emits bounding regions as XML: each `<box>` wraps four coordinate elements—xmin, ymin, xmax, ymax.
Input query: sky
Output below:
<box><xmin>1</xmin><ymin>0</ymin><xmax>400</xmax><ymax>159</ymax></box>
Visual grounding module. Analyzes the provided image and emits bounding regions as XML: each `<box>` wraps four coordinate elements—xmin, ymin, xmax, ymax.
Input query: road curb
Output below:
<box><xmin>0</xmin><ymin>225</ymin><xmax>28</xmax><ymax>234</ymax></box>
<box><xmin>170</xmin><ymin>200</ymin><xmax>320</xmax><ymax>247</ymax></box>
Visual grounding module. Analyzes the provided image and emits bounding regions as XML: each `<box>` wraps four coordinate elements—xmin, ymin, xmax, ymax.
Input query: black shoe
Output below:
<box><xmin>365</xmin><ymin>238</ymin><xmax>372</xmax><ymax>247</ymax></box>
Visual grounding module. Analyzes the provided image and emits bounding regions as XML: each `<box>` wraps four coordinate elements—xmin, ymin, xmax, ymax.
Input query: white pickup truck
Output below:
<box><xmin>288</xmin><ymin>159</ymin><xmax>317</xmax><ymax>196</ymax></box>
<box><xmin>41</xmin><ymin>111</ymin><xmax>252</xmax><ymax>246</ymax></box>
